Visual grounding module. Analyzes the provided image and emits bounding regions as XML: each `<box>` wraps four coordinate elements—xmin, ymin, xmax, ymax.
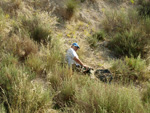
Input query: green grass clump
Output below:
<box><xmin>138</xmin><ymin>0</ymin><xmax>150</xmax><ymax>17</ymax></box>
<box><xmin>108</xmin><ymin>28</ymin><xmax>148</xmax><ymax>58</ymax></box>
<box><xmin>102</xmin><ymin>10</ymin><xmax>131</xmax><ymax>34</ymax></box>
<box><xmin>31</xmin><ymin>25</ymin><xmax>51</xmax><ymax>43</ymax></box>
<box><xmin>102</xmin><ymin>9</ymin><xmax>150</xmax><ymax>58</ymax></box>
<box><xmin>25</xmin><ymin>54</ymin><xmax>46</xmax><ymax>75</ymax></box>
<box><xmin>0</xmin><ymin>53</ymin><xmax>53</xmax><ymax>113</ymax></box>
<box><xmin>41</xmin><ymin>38</ymin><xmax>64</xmax><ymax>71</ymax></box>
<box><xmin>66</xmin><ymin>0</ymin><xmax>79</xmax><ymax>20</ymax></box>
<box><xmin>142</xmin><ymin>83</ymin><xmax>150</xmax><ymax>103</ymax></box>
<box><xmin>0</xmin><ymin>8</ymin><xmax>10</xmax><ymax>36</ymax></box>
<box><xmin>0</xmin><ymin>103</ymin><xmax>6</xmax><ymax>113</ymax></box>
<box><xmin>3</xmin><ymin>36</ymin><xmax>38</xmax><ymax>60</ymax></box>
<box><xmin>142</xmin><ymin>17</ymin><xmax>150</xmax><ymax>35</ymax></box>
<box><xmin>53</xmin><ymin>79</ymin><xmax>76</xmax><ymax>109</ymax></box>
<box><xmin>142</xmin><ymin>83</ymin><xmax>150</xmax><ymax>112</ymax></box>
<box><xmin>22</xmin><ymin>16</ymin><xmax>52</xmax><ymax>43</ymax></box>
<box><xmin>80</xmin><ymin>0</ymin><xmax>96</xmax><ymax>3</ymax></box>
<box><xmin>106</xmin><ymin>0</ymin><xmax>125</xmax><ymax>3</ymax></box>
<box><xmin>111</xmin><ymin>55</ymin><xmax>149</xmax><ymax>82</ymax></box>
<box><xmin>73</xmin><ymin>77</ymin><xmax>144</xmax><ymax>113</ymax></box>
<box><xmin>88</xmin><ymin>30</ymin><xmax>106</xmax><ymax>48</ymax></box>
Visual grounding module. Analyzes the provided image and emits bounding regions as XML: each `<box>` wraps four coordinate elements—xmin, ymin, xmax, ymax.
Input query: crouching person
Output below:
<box><xmin>66</xmin><ymin>43</ymin><xmax>89</xmax><ymax>72</ymax></box>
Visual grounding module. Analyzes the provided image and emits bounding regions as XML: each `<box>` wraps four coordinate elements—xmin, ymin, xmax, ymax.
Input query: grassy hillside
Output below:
<box><xmin>0</xmin><ymin>0</ymin><xmax>150</xmax><ymax>113</ymax></box>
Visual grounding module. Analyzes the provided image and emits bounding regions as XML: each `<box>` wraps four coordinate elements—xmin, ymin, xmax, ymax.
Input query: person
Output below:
<box><xmin>66</xmin><ymin>43</ymin><xmax>89</xmax><ymax>70</ymax></box>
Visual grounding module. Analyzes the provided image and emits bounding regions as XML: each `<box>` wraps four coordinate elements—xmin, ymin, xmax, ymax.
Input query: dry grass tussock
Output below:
<box><xmin>102</xmin><ymin>8</ymin><xmax>150</xmax><ymax>58</ymax></box>
<box><xmin>3</xmin><ymin>36</ymin><xmax>38</xmax><ymax>60</ymax></box>
<box><xmin>111</xmin><ymin>55</ymin><xmax>150</xmax><ymax>83</ymax></box>
<box><xmin>51</xmin><ymin>75</ymin><xmax>146</xmax><ymax>113</ymax></box>
<box><xmin>0</xmin><ymin>53</ymin><xmax>54</xmax><ymax>113</ymax></box>
<box><xmin>0</xmin><ymin>0</ymin><xmax>22</xmax><ymax>11</ymax></box>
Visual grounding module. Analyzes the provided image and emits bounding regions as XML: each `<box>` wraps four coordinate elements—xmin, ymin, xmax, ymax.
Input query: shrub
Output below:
<box><xmin>0</xmin><ymin>103</ymin><xmax>6</xmax><ymax>113</ymax></box>
<box><xmin>22</xmin><ymin>15</ymin><xmax>52</xmax><ymax>43</ymax></box>
<box><xmin>138</xmin><ymin>0</ymin><xmax>150</xmax><ymax>17</ymax></box>
<box><xmin>142</xmin><ymin>17</ymin><xmax>150</xmax><ymax>35</ymax></box>
<box><xmin>74</xmin><ymin>77</ymin><xmax>144</xmax><ymax>113</ymax></box>
<box><xmin>102</xmin><ymin>10</ymin><xmax>131</xmax><ymax>34</ymax></box>
<box><xmin>80</xmin><ymin>0</ymin><xmax>86</xmax><ymax>2</ymax></box>
<box><xmin>110</xmin><ymin>55</ymin><xmax>149</xmax><ymax>82</ymax></box>
<box><xmin>0</xmin><ymin>8</ymin><xmax>11</xmax><ymax>36</ymax></box>
<box><xmin>25</xmin><ymin>54</ymin><xmax>46</xmax><ymax>75</ymax></box>
<box><xmin>108</xmin><ymin>28</ymin><xmax>148</xmax><ymax>58</ymax></box>
<box><xmin>142</xmin><ymin>83</ymin><xmax>150</xmax><ymax>103</ymax></box>
<box><xmin>80</xmin><ymin>0</ymin><xmax>96</xmax><ymax>3</ymax></box>
<box><xmin>66</xmin><ymin>0</ymin><xmax>79</xmax><ymax>20</ymax></box>
<box><xmin>106</xmin><ymin>0</ymin><xmax>125</xmax><ymax>3</ymax></box>
<box><xmin>48</xmin><ymin>65</ymin><xmax>72</xmax><ymax>91</ymax></box>
<box><xmin>25</xmin><ymin>0</ymin><xmax>52</xmax><ymax>11</ymax></box>
<box><xmin>102</xmin><ymin>9</ymin><xmax>140</xmax><ymax>34</ymax></box>
<box><xmin>40</xmin><ymin>37</ymin><xmax>64</xmax><ymax>71</ymax></box>
<box><xmin>53</xmin><ymin>78</ymin><xmax>76</xmax><ymax>109</ymax></box>
<box><xmin>0</xmin><ymin>0</ymin><xmax>22</xmax><ymax>17</ymax></box>
<box><xmin>31</xmin><ymin>25</ymin><xmax>51</xmax><ymax>43</ymax></box>
<box><xmin>142</xmin><ymin>83</ymin><xmax>150</xmax><ymax>112</ymax></box>
<box><xmin>88</xmin><ymin>30</ymin><xmax>106</xmax><ymax>48</ymax></box>
<box><xmin>3</xmin><ymin>36</ymin><xmax>38</xmax><ymax>60</ymax></box>
<box><xmin>0</xmin><ymin>53</ymin><xmax>52</xmax><ymax>113</ymax></box>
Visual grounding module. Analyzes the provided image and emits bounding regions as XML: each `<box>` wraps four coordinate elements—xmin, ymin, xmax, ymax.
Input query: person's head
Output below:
<box><xmin>71</xmin><ymin>43</ymin><xmax>80</xmax><ymax>51</ymax></box>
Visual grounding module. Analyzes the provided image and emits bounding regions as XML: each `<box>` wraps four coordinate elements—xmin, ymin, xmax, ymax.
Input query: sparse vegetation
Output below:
<box><xmin>0</xmin><ymin>0</ymin><xmax>150</xmax><ymax>113</ymax></box>
<box><xmin>22</xmin><ymin>16</ymin><xmax>52</xmax><ymax>43</ymax></box>
<box><xmin>111</xmin><ymin>55</ymin><xmax>149</xmax><ymax>83</ymax></box>
<box><xmin>80</xmin><ymin>0</ymin><xmax>97</xmax><ymax>3</ymax></box>
<box><xmin>74</xmin><ymin>80</ymin><xmax>144</xmax><ymax>113</ymax></box>
<box><xmin>66</xmin><ymin>0</ymin><xmax>79</xmax><ymax>20</ymax></box>
<box><xmin>138</xmin><ymin>0</ymin><xmax>150</xmax><ymax>17</ymax></box>
<box><xmin>102</xmin><ymin>8</ymin><xmax>150</xmax><ymax>58</ymax></box>
<box><xmin>102</xmin><ymin>10</ymin><xmax>132</xmax><ymax>35</ymax></box>
<box><xmin>142</xmin><ymin>83</ymin><xmax>150</xmax><ymax>103</ymax></box>
<box><xmin>88</xmin><ymin>30</ymin><xmax>106</xmax><ymax>48</ymax></box>
<box><xmin>108</xmin><ymin>28</ymin><xmax>148</xmax><ymax>58</ymax></box>
<box><xmin>0</xmin><ymin>53</ymin><xmax>52</xmax><ymax>113</ymax></box>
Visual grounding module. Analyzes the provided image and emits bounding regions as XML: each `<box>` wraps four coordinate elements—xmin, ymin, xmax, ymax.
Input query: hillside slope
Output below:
<box><xmin>0</xmin><ymin>0</ymin><xmax>150</xmax><ymax>113</ymax></box>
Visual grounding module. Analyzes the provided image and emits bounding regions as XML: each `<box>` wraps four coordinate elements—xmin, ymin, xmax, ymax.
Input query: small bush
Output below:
<box><xmin>66</xmin><ymin>0</ymin><xmax>78</xmax><ymax>20</ymax></box>
<box><xmin>108</xmin><ymin>28</ymin><xmax>148</xmax><ymax>58</ymax></box>
<box><xmin>0</xmin><ymin>8</ymin><xmax>10</xmax><ymax>36</ymax></box>
<box><xmin>102</xmin><ymin>10</ymin><xmax>131</xmax><ymax>34</ymax></box>
<box><xmin>80</xmin><ymin>0</ymin><xmax>96</xmax><ymax>3</ymax></box>
<box><xmin>25</xmin><ymin>54</ymin><xmax>46</xmax><ymax>75</ymax></box>
<box><xmin>110</xmin><ymin>55</ymin><xmax>149</xmax><ymax>82</ymax></box>
<box><xmin>80</xmin><ymin>0</ymin><xmax>86</xmax><ymax>2</ymax></box>
<box><xmin>142</xmin><ymin>17</ymin><xmax>150</xmax><ymax>35</ymax></box>
<box><xmin>41</xmin><ymin>37</ymin><xmax>64</xmax><ymax>71</ymax></box>
<box><xmin>31</xmin><ymin>25</ymin><xmax>51</xmax><ymax>43</ymax></box>
<box><xmin>53</xmin><ymin>79</ymin><xmax>76</xmax><ymax>109</ymax></box>
<box><xmin>3</xmin><ymin>36</ymin><xmax>38</xmax><ymax>60</ymax></box>
<box><xmin>106</xmin><ymin>0</ymin><xmax>125</xmax><ymax>3</ymax></box>
<box><xmin>0</xmin><ymin>103</ymin><xmax>6</xmax><ymax>113</ymax></box>
<box><xmin>88</xmin><ymin>30</ymin><xmax>106</xmax><ymax>48</ymax></box>
<box><xmin>48</xmin><ymin>65</ymin><xmax>72</xmax><ymax>91</ymax></box>
<box><xmin>74</xmin><ymin>78</ymin><xmax>144</xmax><ymax>113</ymax></box>
<box><xmin>0</xmin><ymin>53</ymin><xmax>52</xmax><ymax>113</ymax></box>
<box><xmin>138</xmin><ymin>0</ymin><xmax>150</xmax><ymax>17</ymax></box>
<box><xmin>142</xmin><ymin>83</ymin><xmax>150</xmax><ymax>103</ymax></box>
<box><xmin>22</xmin><ymin>15</ymin><xmax>52</xmax><ymax>43</ymax></box>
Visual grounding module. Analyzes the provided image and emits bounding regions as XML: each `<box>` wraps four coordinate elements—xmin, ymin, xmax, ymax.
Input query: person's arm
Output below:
<box><xmin>73</xmin><ymin>57</ymin><xmax>88</xmax><ymax>68</ymax></box>
<box><xmin>73</xmin><ymin>57</ymin><xmax>84</xmax><ymax>66</ymax></box>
